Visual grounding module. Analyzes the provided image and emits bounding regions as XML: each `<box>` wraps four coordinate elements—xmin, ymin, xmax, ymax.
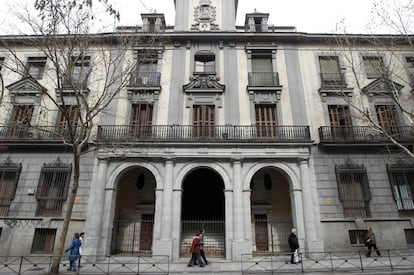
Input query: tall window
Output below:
<box><xmin>376</xmin><ymin>105</ymin><xmax>398</xmax><ymax>135</ymax></box>
<box><xmin>0</xmin><ymin>57</ymin><xmax>4</xmax><ymax>71</ymax></box>
<box><xmin>130</xmin><ymin>103</ymin><xmax>153</xmax><ymax>138</ymax></box>
<box><xmin>56</xmin><ymin>105</ymin><xmax>79</xmax><ymax>137</ymax></box>
<box><xmin>328</xmin><ymin>105</ymin><xmax>352</xmax><ymax>139</ymax></box>
<box><xmin>8</xmin><ymin>105</ymin><xmax>34</xmax><ymax>138</ymax></box>
<box><xmin>255</xmin><ymin>104</ymin><xmax>277</xmax><ymax>138</ymax></box>
<box><xmin>194</xmin><ymin>53</ymin><xmax>215</xmax><ymax>73</ymax></box>
<box><xmin>363</xmin><ymin>56</ymin><xmax>385</xmax><ymax>79</ymax></box>
<box><xmin>27</xmin><ymin>57</ymin><xmax>47</xmax><ymax>79</ymax></box>
<box><xmin>136</xmin><ymin>50</ymin><xmax>158</xmax><ymax>85</ymax></box>
<box><xmin>0</xmin><ymin>163</ymin><xmax>22</xmax><ymax>216</ymax></box>
<box><xmin>387</xmin><ymin>165</ymin><xmax>414</xmax><ymax>211</ymax></box>
<box><xmin>336</xmin><ymin>164</ymin><xmax>371</xmax><ymax>218</ymax></box>
<box><xmin>251</xmin><ymin>52</ymin><xmax>274</xmax><ymax>86</ymax></box>
<box><xmin>66</xmin><ymin>55</ymin><xmax>90</xmax><ymax>86</ymax></box>
<box><xmin>32</xmin><ymin>228</ymin><xmax>57</xmax><ymax>253</ymax></box>
<box><xmin>35</xmin><ymin>163</ymin><xmax>72</xmax><ymax>216</ymax></box>
<box><xmin>405</xmin><ymin>56</ymin><xmax>414</xmax><ymax>87</ymax></box>
<box><xmin>193</xmin><ymin>105</ymin><xmax>215</xmax><ymax>138</ymax></box>
<box><xmin>319</xmin><ymin>56</ymin><xmax>344</xmax><ymax>86</ymax></box>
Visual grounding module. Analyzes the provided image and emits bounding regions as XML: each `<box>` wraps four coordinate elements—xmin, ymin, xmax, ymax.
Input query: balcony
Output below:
<box><xmin>96</xmin><ymin>125</ymin><xmax>311</xmax><ymax>143</ymax></box>
<box><xmin>129</xmin><ymin>72</ymin><xmax>161</xmax><ymax>87</ymax></box>
<box><xmin>320</xmin><ymin>72</ymin><xmax>347</xmax><ymax>88</ymax></box>
<box><xmin>248</xmin><ymin>72</ymin><xmax>280</xmax><ymax>87</ymax></box>
<box><xmin>0</xmin><ymin>125</ymin><xmax>77</xmax><ymax>147</ymax></box>
<box><xmin>318</xmin><ymin>126</ymin><xmax>414</xmax><ymax>147</ymax></box>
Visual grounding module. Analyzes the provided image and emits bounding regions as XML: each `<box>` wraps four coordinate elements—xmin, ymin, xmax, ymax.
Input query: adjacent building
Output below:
<box><xmin>0</xmin><ymin>0</ymin><xmax>413</xmax><ymax>261</ymax></box>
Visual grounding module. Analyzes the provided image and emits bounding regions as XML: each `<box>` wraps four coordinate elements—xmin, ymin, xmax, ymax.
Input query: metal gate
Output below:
<box><xmin>111</xmin><ymin>215</ymin><xmax>154</xmax><ymax>255</ymax></box>
<box><xmin>180</xmin><ymin>220</ymin><xmax>225</xmax><ymax>257</ymax></box>
<box><xmin>254</xmin><ymin>218</ymin><xmax>293</xmax><ymax>254</ymax></box>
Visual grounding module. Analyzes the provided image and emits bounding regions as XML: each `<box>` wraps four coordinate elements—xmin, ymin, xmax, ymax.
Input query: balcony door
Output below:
<box><xmin>193</xmin><ymin>105</ymin><xmax>215</xmax><ymax>138</ymax></box>
<box><xmin>252</xmin><ymin>53</ymin><xmax>274</xmax><ymax>86</ymax></box>
<box><xmin>56</xmin><ymin>105</ymin><xmax>79</xmax><ymax>139</ymax></box>
<box><xmin>328</xmin><ymin>105</ymin><xmax>352</xmax><ymax>140</ymax></box>
<box><xmin>376</xmin><ymin>105</ymin><xmax>398</xmax><ymax>135</ymax></box>
<box><xmin>8</xmin><ymin>105</ymin><xmax>34</xmax><ymax>138</ymax></box>
<box><xmin>130</xmin><ymin>103</ymin><xmax>153</xmax><ymax>138</ymax></box>
<box><xmin>255</xmin><ymin>104</ymin><xmax>277</xmax><ymax>139</ymax></box>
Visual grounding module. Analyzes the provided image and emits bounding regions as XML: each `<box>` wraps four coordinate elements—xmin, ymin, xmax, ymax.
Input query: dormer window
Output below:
<box><xmin>194</xmin><ymin>52</ymin><xmax>215</xmax><ymax>74</ymax></box>
<box><xmin>141</xmin><ymin>14</ymin><xmax>166</xmax><ymax>33</ymax></box>
<box><xmin>245</xmin><ymin>12</ymin><xmax>269</xmax><ymax>32</ymax></box>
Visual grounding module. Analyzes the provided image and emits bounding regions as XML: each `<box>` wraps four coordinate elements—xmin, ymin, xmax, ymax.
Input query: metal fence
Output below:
<box><xmin>0</xmin><ymin>255</ymin><xmax>169</xmax><ymax>275</ymax></box>
<box><xmin>180</xmin><ymin>220</ymin><xmax>225</xmax><ymax>257</ymax></box>
<box><xmin>241</xmin><ymin>249</ymin><xmax>414</xmax><ymax>274</ymax></box>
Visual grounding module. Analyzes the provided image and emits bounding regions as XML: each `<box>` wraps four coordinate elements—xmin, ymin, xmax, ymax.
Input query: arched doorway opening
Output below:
<box><xmin>250</xmin><ymin>167</ymin><xmax>293</xmax><ymax>253</ymax></box>
<box><xmin>180</xmin><ymin>168</ymin><xmax>225</xmax><ymax>257</ymax></box>
<box><xmin>111</xmin><ymin>167</ymin><xmax>156</xmax><ymax>255</ymax></box>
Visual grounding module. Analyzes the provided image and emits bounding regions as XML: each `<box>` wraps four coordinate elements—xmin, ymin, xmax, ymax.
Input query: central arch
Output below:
<box><xmin>180</xmin><ymin>167</ymin><xmax>225</xmax><ymax>257</ymax></box>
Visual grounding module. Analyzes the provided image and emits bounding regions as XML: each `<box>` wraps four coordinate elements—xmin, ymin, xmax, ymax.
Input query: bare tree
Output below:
<box><xmin>327</xmin><ymin>0</ymin><xmax>414</xmax><ymax>159</ymax></box>
<box><xmin>0</xmin><ymin>0</ymin><xmax>146</xmax><ymax>273</ymax></box>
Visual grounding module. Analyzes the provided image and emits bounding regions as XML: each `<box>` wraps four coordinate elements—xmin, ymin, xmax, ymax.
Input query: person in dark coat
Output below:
<box><xmin>187</xmin><ymin>233</ymin><xmax>205</xmax><ymax>267</ymax></box>
<box><xmin>65</xmin><ymin>232</ymin><xmax>82</xmax><ymax>271</ymax></box>
<box><xmin>288</xmin><ymin>228</ymin><xmax>300</xmax><ymax>264</ymax></box>
<box><xmin>199</xmin><ymin>229</ymin><xmax>208</xmax><ymax>265</ymax></box>
<box><xmin>366</xmin><ymin>225</ymin><xmax>381</xmax><ymax>257</ymax></box>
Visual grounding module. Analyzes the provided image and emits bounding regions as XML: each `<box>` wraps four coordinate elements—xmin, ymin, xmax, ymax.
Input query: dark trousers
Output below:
<box><xmin>200</xmin><ymin>249</ymin><xmax>208</xmax><ymax>264</ymax></box>
<box><xmin>188</xmin><ymin>253</ymin><xmax>204</xmax><ymax>267</ymax></box>
<box><xmin>366</xmin><ymin>243</ymin><xmax>381</xmax><ymax>256</ymax></box>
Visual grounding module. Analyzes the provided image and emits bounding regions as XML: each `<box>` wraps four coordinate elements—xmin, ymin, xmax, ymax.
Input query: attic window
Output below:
<box><xmin>194</xmin><ymin>53</ymin><xmax>215</xmax><ymax>73</ymax></box>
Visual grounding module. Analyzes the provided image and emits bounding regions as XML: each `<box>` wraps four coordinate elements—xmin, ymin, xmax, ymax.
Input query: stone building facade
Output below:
<box><xmin>0</xmin><ymin>0</ymin><xmax>413</xmax><ymax>262</ymax></box>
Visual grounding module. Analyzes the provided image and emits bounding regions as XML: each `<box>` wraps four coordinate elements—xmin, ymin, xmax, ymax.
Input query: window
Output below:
<box><xmin>0</xmin><ymin>163</ymin><xmax>22</xmax><ymax>216</ymax></box>
<box><xmin>387</xmin><ymin>165</ymin><xmax>414</xmax><ymax>211</ymax></box>
<box><xmin>328</xmin><ymin>105</ymin><xmax>353</xmax><ymax>139</ymax></box>
<box><xmin>405</xmin><ymin>57</ymin><xmax>414</xmax><ymax>84</ymax></box>
<box><xmin>31</xmin><ymin>228</ymin><xmax>57</xmax><ymax>253</ymax></box>
<box><xmin>363</xmin><ymin>56</ymin><xmax>385</xmax><ymax>79</ymax></box>
<box><xmin>194</xmin><ymin>53</ymin><xmax>215</xmax><ymax>73</ymax></box>
<box><xmin>8</xmin><ymin>105</ymin><xmax>34</xmax><ymax>138</ymax></box>
<box><xmin>336</xmin><ymin>164</ymin><xmax>371</xmax><ymax>218</ymax></box>
<box><xmin>35</xmin><ymin>163</ymin><xmax>72</xmax><ymax>216</ymax></box>
<box><xmin>193</xmin><ymin>105</ymin><xmax>215</xmax><ymax>138</ymax></box>
<box><xmin>135</xmin><ymin>50</ymin><xmax>158</xmax><ymax>85</ymax></box>
<box><xmin>250</xmin><ymin>51</ymin><xmax>276</xmax><ymax>86</ymax></box>
<box><xmin>56</xmin><ymin>105</ymin><xmax>79</xmax><ymax>137</ymax></box>
<box><xmin>349</xmin><ymin>230</ymin><xmax>367</xmax><ymax>247</ymax></box>
<box><xmin>130</xmin><ymin>104</ymin><xmax>153</xmax><ymax>138</ymax></box>
<box><xmin>376</xmin><ymin>105</ymin><xmax>399</xmax><ymax>135</ymax></box>
<box><xmin>26</xmin><ymin>57</ymin><xmax>47</xmax><ymax>79</ymax></box>
<box><xmin>405</xmin><ymin>229</ymin><xmax>414</xmax><ymax>246</ymax></box>
<box><xmin>319</xmin><ymin>56</ymin><xmax>344</xmax><ymax>86</ymax></box>
<box><xmin>255</xmin><ymin>104</ymin><xmax>277</xmax><ymax>138</ymax></box>
<box><xmin>66</xmin><ymin>55</ymin><xmax>90</xmax><ymax>86</ymax></box>
<box><xmin>0</xmin><ymin>57</ymin><xmax>4</xmax><ymax>71</ymax></box>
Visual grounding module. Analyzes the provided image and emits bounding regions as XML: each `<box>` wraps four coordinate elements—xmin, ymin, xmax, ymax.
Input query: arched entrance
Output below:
<box><xmin>111</xmin><ymin>167</ymin><xmax>156</xmax><ymax>255</ymax></box>
<box><xmin>250</xmin><ymin>167</ymin><xmax>293</xmax><ymax>253</ymax></box>
<box><xmin>180</xmin><ymin>168</ymin><xmax>225</xmax><ymax>257</ymax></box>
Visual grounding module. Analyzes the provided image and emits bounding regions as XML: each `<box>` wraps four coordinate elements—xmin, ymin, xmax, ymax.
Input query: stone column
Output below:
<box><xmin>83</xmin><ymin>158</ymin><xmax>108</xmax><ymax>258</ymax></box>
<box><xmin>231</xmin><ymin>158</ymin><xmax>250</xmax><ymax>260</ymax></box>
<box><xmin>171</xmin><ymin>188</ymin><xmax>183</xmax><ymax>260</ymax></box>
<box><xmin>154</xmin><ymin>158</ymin><xmax>174</xmax><ymax>256</ymax></box>
<box><xmin>243</xmin><ymin>189</ymin><xmax>253</xmax><ymax>246</ymax></box>
<box><xmin>224</xmin><ymin>189</ymin><xmax>233</xmax><ymax>260</ymax></box>
<box><xmin>100</xmin><ymin>185</ymin><xmax>118</xmax><ymax>255</ymax></box>
<box><xmin>299</xmin><ymin>158</ymin><xmax>321</xmax><ymax>252</ymax></box>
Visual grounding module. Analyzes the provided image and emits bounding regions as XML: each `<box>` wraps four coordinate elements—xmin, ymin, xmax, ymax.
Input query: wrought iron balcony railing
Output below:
<box><xmin>319</xmin><ymin>126</ymin><xmax>414</xmax><ymax>145</ymax></box>
<box><xmin>0</xmin><ymin>125</ymin><xmax>77</xmax><ymax>142</ymax></box>
<box><xmin>320</xmin><ymin>72</ymin><xmax>347</xmax><ymax>88</ymax></box>
<box><xmin>248</xmin><ymin>72</ymin><xmax>280</xmax><ymax>87</ymax></box>
<box><xmin>96</xmin><ymin>125</ymin><xmax>311</xmax><ymax>143</ymax></box>
<box><xmin>129</xmin><ymin>72</ymin><xmax>161</xmax><ymax>87</ymax></box>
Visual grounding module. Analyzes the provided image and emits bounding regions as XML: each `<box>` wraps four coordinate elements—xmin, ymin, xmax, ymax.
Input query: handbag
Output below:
<box><xmin>293</xmin><ymin>249</ymin><xmax>299</xmax><ymax>263</ymax></box>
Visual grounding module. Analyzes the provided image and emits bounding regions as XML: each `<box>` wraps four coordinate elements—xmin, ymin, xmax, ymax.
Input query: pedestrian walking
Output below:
<box><xmin>199</xmin><ymin>229</ymin><xmax>208</xmax><ymax>265</ymax></box>
<box><xmin>288</xmin><ymin>228</ymin><xmax>300</xmax><ymax>264</ymax></box>
<box><xmin>187</xmin><ymin>233</ymin><xmax>205</xmax><ymax>267</ymax></box>
<box><xmin>365</xmin><ymin>225</ymin><xmax>381</xmax><ymax>257</ymax></box>
<box><xmin>65</xmin><ymin>232</ymin><xmax>81</xmax><ymax>272</ymax></box>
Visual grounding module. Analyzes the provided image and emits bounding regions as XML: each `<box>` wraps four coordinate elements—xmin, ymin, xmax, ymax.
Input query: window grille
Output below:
<box><xmin>35</xmin><ymin>163</ymin><xmax>72</xmax><ymax>216</ymax></box>
<box><xmin>349</xmin><ymin>230</ymin><xmax>367</xmax><ymax>247</ymax></box>
<box><xmin>404</xmin><ymin>229</ymin><xmax>414</xmax><ymax>246</ymax></box>
<box><xmin>336</xmin><ymin>163</ymin><xmax>371</xmax><ymax>218</ymax></box>
<box><xmin>387</xmin><ymin>165</ymin><xmax>414</xmax><ymax>211</ymax></box>
<box><xmin>31</xmin><ymin>228</ymin><xmax>56</xmax><ymax>253</ymax></box>
<box><xmin>0</xmin><ymin>163</ymin><xmax>22</xmax><ymax>216</ymax></box>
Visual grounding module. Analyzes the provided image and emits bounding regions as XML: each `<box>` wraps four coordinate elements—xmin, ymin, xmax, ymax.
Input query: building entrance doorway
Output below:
<box><xmin>250</xmin><ymin>167</ymin><xmax>293</xmax><ymax>253</ymax></box>
<box><xmin>180</xmin><ymin>168</ymin><xmax>225</xmax><ymax>257</ymax></box>
<box><xmin>111</xmin><ymin>167</ymin><xmax>156</xmax><ymax>255</ymax></box>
